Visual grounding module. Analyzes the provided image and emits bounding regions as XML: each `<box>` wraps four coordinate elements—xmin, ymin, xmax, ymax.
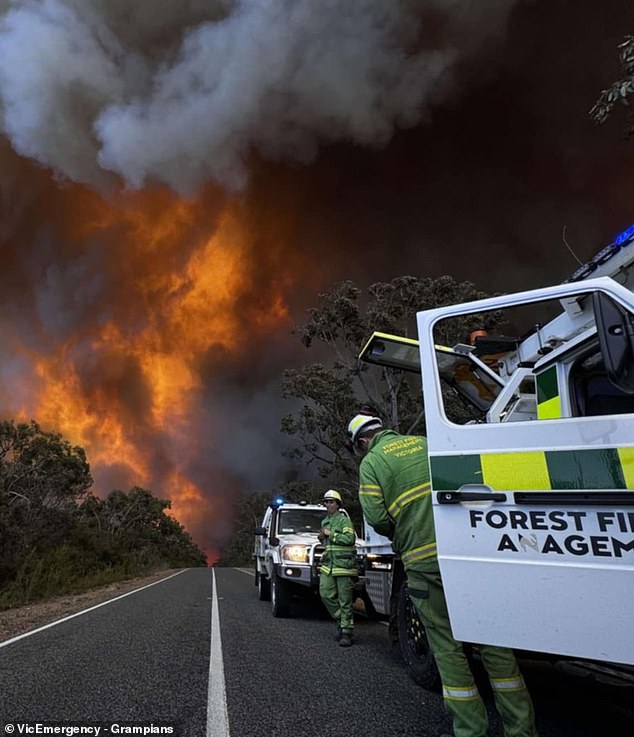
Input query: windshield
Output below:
<box><xmin>277</xmin><ymin>509</ymin><xmax>324</xmax><ymax>534</ymax></box>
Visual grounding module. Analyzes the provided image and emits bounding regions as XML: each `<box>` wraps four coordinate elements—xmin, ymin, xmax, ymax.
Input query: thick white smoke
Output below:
<box><xmin>0</xmin><ymin>0</ymin><xmax>518</xmax><ymax>193</ymax></box>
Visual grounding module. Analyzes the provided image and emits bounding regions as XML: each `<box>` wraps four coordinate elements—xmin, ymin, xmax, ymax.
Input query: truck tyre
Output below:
<box><xmin>271</xmin><ymin>571</ymin><xmax>292</xmax><ymax>618</ymax></box>
<box><xmin>258</xmin><ymin>570</ymin><xmax>271</xmax><ymax>601</ymax></box>
<box><xmin>397</xmin><ymin>581</ymin><xmax>441</xmax><ymax>691</ymax></box>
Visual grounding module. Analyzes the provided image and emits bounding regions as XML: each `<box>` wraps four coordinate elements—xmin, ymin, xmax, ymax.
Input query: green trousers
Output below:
<box><xmin>319</xmin><ymin>573</ymin><xmax>354</xmax><ymax>632</ymax></box>
<box><xmin>407</xmin><ymin>568</ymin><xmax>538</xmax><ymax>737</ymax></box>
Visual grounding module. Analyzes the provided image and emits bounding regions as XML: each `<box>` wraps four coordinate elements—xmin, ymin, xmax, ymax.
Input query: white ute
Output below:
<box><xmin>253</xmin><ymin>499</ymin><xmax>327</xmax><ymax>618</ymax></box>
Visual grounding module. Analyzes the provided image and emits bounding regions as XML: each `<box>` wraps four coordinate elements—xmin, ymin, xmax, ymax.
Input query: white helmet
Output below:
<box><xmin>323</xmin><ymin>489</ymin><xmax>342</xmax><ymax>503</ymax></box>
<box><xmin>347</xmin><ymin>413</ymin><xmax>383</xmax><ymax>443</ymax></box>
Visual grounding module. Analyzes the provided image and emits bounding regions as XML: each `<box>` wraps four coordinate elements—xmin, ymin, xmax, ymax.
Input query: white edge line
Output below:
<box><xmin>207</xmin><ymin>568</ymin><xmax>230</xmax><ymax>737</ymax></box>
<box><xmin>0</xmin><ymin>569</ymin><xmax>188</xmax><ymax>649</ymax></box>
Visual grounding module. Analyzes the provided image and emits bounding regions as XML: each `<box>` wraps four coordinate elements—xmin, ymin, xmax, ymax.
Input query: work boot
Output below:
<box><xmin>334</xmin><ymin>625</ymin><xmax>342</xmax><ymax>641</ymax></box>
<box><xmin>339</xmin><ymin>632</ymin><xmax>353</xmax><ymax>647</ymax></box>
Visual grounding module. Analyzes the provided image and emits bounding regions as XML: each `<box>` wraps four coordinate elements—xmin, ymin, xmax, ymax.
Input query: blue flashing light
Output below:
<box><xmin>614</xmin><ymin>224</ymin><xmax>634</xmax><ymax>246</ymax></box>
<box><xmin>272</xmin><ymin>496</ymin><xmax>284</xmax><ymax>508</ymax></box>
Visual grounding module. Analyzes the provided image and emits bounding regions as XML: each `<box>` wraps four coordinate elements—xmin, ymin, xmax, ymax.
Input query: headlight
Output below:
<box><xmin>281</xmin><ymin>545</ymin><xmax>309</xmax><ymax>563</ymax></box>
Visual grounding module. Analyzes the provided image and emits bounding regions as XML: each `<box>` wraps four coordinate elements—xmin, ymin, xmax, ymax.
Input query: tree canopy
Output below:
<box><xmin>281</xmin><ymin>275</ymin><xmax>496</xmax><ymax>489</ymax></box>
<box><xmin>0</xmin><ymin>420</ymin><xmax>206</xmax><ymax>609</ymax></box>
<box><xmin>591</xmin><ymin>36</ymin><xmax>634</xmax><ymax>129</ymax></box>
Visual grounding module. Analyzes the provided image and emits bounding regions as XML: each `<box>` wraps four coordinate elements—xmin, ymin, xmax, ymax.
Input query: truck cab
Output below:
<box><xmin>254</xmin><ymin>499</ymin><xmax>327</xmax><ymax>617</ymax></box>
<box><xmin>359</xmin><ymin>225</ymin><xmax>634</xmax><ymax>683</ymax></box>
<box><xmin>254</xmin><ymin>497</ymin><xmax>367</xmax><ymax>619</ymax></box>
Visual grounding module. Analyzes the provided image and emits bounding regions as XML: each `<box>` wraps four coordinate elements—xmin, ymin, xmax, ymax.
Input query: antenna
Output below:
<box><xmin>562</xmin><ymin>225</ymin><xmax>583</xmax><ymax>266</ymax></box>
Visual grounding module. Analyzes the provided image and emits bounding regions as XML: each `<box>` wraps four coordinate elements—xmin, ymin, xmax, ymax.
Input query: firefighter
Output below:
<box><xmin>318</xmin><ymin>489</ymin><xmax>357</xmax><ymax>648</ymax></box>
<box><xmin>347</xmin><ymin>413</ymin><xmax>539</xmax><ymax>737</ymax></box>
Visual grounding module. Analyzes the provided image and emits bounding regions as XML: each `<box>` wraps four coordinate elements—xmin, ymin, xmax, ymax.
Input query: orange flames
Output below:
<box><xmin>9</xmin><ymin>184</ymin><xmax>294</xmax><ymax>555</ymax></box>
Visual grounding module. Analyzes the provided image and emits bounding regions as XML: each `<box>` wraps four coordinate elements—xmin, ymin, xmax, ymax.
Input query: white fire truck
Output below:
<box><xmin>358</xmin><ymin>224</ymin><xmax>634</xmax><ymax>688</ymax></box>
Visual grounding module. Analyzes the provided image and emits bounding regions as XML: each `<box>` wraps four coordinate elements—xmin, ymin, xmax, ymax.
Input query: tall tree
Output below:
<box><xmin>281</xmin><ymin>275</ymin><xmax>495</xmax><ymax>487</ymax></box>
<box><xmin>0</xmin><ymin>420</ymin><xmax>93</xmax><ymax>580</ymax></box>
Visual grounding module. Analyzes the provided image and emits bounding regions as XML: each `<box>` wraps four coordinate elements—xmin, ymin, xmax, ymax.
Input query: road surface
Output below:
<box><xmin>0</xmin><ymin>567</ymin><xmax>631</xmax><ymax>737</ymax></box>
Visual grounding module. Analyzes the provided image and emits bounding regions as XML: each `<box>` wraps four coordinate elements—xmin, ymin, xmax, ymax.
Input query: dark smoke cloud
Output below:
<box><xmin>0</xmin><ymin>0</ymin><xmax>520</xmax><ymax>192</ymax></box>
<box><xmin>0</xmin><ymin>1</ymin><xmax>634</xmax><ymax>555</ymax></box>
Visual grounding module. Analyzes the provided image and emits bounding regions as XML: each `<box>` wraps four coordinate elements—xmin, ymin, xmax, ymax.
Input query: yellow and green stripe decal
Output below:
<box><xmin>536</xmin><ymin>365</ymin><xmax>561</xmax><ymax>419</ymax></box>
<box><xmin>431</xmin><ymin>447</ymin><xmax>634</xmax><ymax>491</ymax></box>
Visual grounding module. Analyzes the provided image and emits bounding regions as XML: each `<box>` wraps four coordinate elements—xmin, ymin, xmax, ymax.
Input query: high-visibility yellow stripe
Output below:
<box><xmin>481</xmin><ymin>451</ymin><xmax>551</xmax><ymax>491</ymax></box>
<box><xmin>322</xmin><ymin>567</ymin><xmax>357</xmax><ymax>575</ymax></box>
<box><xmin>537</xmin><ymin>395</ymin><xmax>561</xmax><ymax>419</ymax></box>
<box><xmin>402</xmin><ymin>543</ymin><xmax>436</xmax><ymax>565</ymax></box>
<box><xmin>491</xmin><ymin>677</ymin><xmax>525</xmax><ymax>691</ymax></box>
<box><xmin>617</xmin><ymin>447</ymin><xmax>634</xmax><ymax>488</ymax></box>
<box><xmin>387</xmin><ymin>483</ymin><xmax>431</xmax><ymax>517</ymax></box>
<box><xmin>359</xmin><ymin>490</ymin><xmax>383</xmax><ymax>498</ymax></box>
<box><xmin>443</xmin><ymin>684</ymin><xmax>479</xmax><ymax>700</ymax></box>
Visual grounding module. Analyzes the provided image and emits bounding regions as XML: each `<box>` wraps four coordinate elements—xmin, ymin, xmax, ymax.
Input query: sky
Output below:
<box><xmin>0</xmin><ymin>0</ymin><xmax>633</xmax><ymax>556</ymax></box>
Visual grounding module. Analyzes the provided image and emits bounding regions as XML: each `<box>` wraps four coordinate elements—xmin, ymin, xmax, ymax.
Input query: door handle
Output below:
<box><xmin>437</xmin><ymin>485</ymin><xmax>507</xmax><ymax>504</ymax></box>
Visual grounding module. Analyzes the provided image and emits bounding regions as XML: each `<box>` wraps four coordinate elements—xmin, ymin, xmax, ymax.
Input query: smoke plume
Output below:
<box><xmin>0</xmin><ymin>0</ymin><xmax>519</xmax><ymax>192</ymax></box>
<box><xmin>0</xmin><ymin>1</ymin><xmax>633</xmax><ymax>556</ymax></box>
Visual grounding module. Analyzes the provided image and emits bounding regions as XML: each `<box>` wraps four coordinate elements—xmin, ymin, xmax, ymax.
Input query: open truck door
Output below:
<box><xmin>416</xmin><ymin>277</ymin><xmax>634</xmax><ymax>666</ymax></box>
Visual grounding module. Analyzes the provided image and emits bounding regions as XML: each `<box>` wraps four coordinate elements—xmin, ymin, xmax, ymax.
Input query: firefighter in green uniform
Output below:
<box><xmin>318</xmin><ymin>489</ymin><xmax>357</xmax><ymax>648</ymax></box>
<box><xmin>348</xmin><ymin>413</ymin><xmax>539</xmax><ymax>737</ymax></box>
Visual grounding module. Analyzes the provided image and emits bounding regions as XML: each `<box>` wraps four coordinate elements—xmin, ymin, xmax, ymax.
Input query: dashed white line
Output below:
<box><xmin>0</xmin><ymin>569</ymin><xmax>187</xmax><ymax>650</ymax></box>
<box><xmin>207</xmin><ymin>568</ymin><xmax>230</xmax><ymax>737</ymax></box>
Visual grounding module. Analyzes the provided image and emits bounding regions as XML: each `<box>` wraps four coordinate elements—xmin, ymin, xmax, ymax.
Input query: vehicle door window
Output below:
<box><xmin>570</xmin><ymin>347</ymin><xmax>634</xmax><ymax>416</ymax></box>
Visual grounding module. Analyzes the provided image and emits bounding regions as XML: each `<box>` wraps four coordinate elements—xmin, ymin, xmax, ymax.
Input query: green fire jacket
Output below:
<box><xmin>320</xmin><ymin>509</ymin><xmax>357</xmax><ymax>576</ymax></box>
<box><xmin>358</xmin><ymin>429</ymin><xmax>438</xmax><ymax>572</ymax></box>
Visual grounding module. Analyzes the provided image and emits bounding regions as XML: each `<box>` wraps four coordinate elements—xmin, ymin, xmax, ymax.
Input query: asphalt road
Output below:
<box><xmin>0</xmin><ymin>567</ymin><xmax>632</xmax><ymax>737</ymax></box>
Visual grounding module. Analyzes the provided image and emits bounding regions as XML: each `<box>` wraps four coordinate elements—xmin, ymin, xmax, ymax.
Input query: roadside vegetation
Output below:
<box><xmin>0</xmin><ymin>419</ymin><xmax>206</xmax><ymax>611</ymax></box>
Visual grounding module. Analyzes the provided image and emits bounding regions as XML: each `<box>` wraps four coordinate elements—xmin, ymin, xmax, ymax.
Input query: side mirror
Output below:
<box><xmin>593</xmin><ymin>292</ymin><xmax>634</xmax><ymax>393</ymax></box>
<box><xmin>254</xmin><ymin>526</ymin><xmax>267</xmax><ymax>536</ymax></box>
<box><xmin>269</xmin><ymin>536</ymin><xmax>279</xmax><ymax>546</ymax></box>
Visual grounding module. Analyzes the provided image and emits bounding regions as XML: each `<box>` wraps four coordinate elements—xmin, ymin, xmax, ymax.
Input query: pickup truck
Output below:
<box><xmin>254</xmin><ymin>497</ymin><xmax>366</xmax><ymax>618</ymax></box>
<box><xmin>254</xmin><ymin>499</ymin><xmax>328</xmax><ymax>617</ymax></box>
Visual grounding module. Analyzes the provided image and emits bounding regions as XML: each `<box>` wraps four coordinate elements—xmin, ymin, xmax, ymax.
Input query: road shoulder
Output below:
<box><xmin>0</xmin><ymin>567</ymin><xmax>186</xmax><ymax>642</ymax></box>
